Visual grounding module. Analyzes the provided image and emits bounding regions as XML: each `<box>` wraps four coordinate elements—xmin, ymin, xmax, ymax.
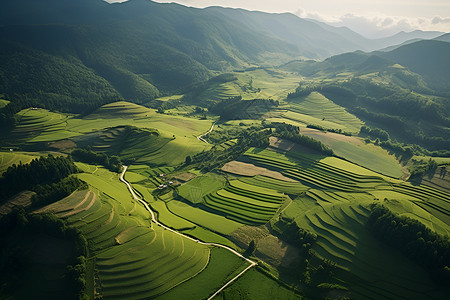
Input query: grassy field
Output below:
<box><xmin>300</xmin><ymin>128</ymin><xmax>404</xmax><ymax>178</ymax></box>
<box><xmin>167</xmin><ymin>199</ymin><xmax>243</xmax><ymax>235</ymax></box>
<box><xmin>220</xmin><ymin>268</ymin><xmax>304</xmax><ymax>300</ymax></box>
<box><xmin>284</xmin><ymin>92</ymin><xmax>363</xmax><ymax>133</ymax></box>
<box><xmin>11</xmin><ymin>108</ymin><xmax>80</xmax><ymax>143</ymax></box>
<box><xmin>0</xmin><ymin>151</ymin><xmax>42</xmax><ymax>174</ymax></box>
<box><xmin>178</xmin><ymin>174</ymin><xmax>226</xmax><ymax>204</ymax></box>
<box><xmin>8</xmin><ymin>102</ymin><xmax>212</xmax><ymax>166</ymax></box>
<box><xmin>204</xmin><ymin>180</ymin><xmax>287</xmax><ymax>225</ymax></box>
<box><xmin>192</xmin><ymin>68</ymin><xmax>300</xmax><ymax>103</ymax></box>
<box><xmin>0</xmin><ymin>99</ymin><xmax>10</xmax><ymax>109</ymax></box>
<box><xmin>37</xmin><ymin>166</ymin><xmax>211</xmax><ymax>299</ymax></box>
<box><xmin>238</xmin><ymin>146</ymin><xmax>449</xmax><ymax>299</ymax></box>
<box><xmin>157</xmin><ymin>248</ymin><xmax>250</xmax><ymax>300</ymax></box>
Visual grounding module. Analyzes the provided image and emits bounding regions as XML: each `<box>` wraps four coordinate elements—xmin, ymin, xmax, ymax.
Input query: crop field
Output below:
<box><xmin>238</xmin><ymin>146</ymin><xmax>450</xmax><ymax>298</ymax></box>
<box><xmin>204</xmin><ymin>180</ymin><xmax>287</xmax><ymax>225</ymax></box>
<box><xmin>0</xmin><ymin>151</ymin><xmax>42</xmax><ymax>174</ymax></box>
<box><xmin>178</xmin><ymin>174</ymin><xmax>226</xmax><ymax>204</ymax></box>
<box><xmin>157</xmin><ymin>248</ymin><xmax>250</xmax><ymax>300</ymax></box>
<box><xmin>11</xmin><ymin>108</ymin><xmax>80</xmax><ymax>142</ymax></box>
<box><xmin>166</xmin><ymin>199</ymin><xmax>243</xmax><ymax>235</ymax></box>
<box><xmin>193</xmin><ymin>68</ymin><xmax>299</xmax><ymax>103</ymax></box>
<box><xmin>220</xmin><ymin>268</ymin><xmax>304</xmax><ymax>299</ymax></box>
<box><xmin>285</xmin><ymin>92</ymin><xmax>363</xmax><ymax>133</ymax></box>
<box><xmin>38</xmin><ymin>166</ymin><xmax>211</xmax><ymax>299</ymax></box>
<box><xmin>9</xmin><ymin>102</ymin><xmax>212</xmax><ymax>166</ymax></box>
<box><xmin>239</xmin><ymin>175</ymin><xmax>309</xmax><ymax>196</ymax></box>
<box><xmin>283</xmin><ymin>191</ymin><xmax>448</xmax><ymax>299</ymax></box>
<box><xmin>300</xmin><ymin>128</ymin><xmax>404</xmax><ymax>178</ymax></box>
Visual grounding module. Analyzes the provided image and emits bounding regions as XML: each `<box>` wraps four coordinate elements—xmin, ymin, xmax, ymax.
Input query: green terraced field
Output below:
<box><xmin>38</xmin><ymin>167</ymin><xmax>210</xmax><ymax>299</ymax></box>
<box><xmin>204</xmin><ymin>179</ymin><xmax>287</xmax><ymax>225</ymax></box>
<box><xmin>285</xmin><ymin>92</ymin><xmax>363</xmax><ymax>133</ymax></box>
<box><xmin>240</xmin><ymin>147</ymin><xmax>450</xmax><ymax>298</ymax></box>
<box><xmin>178</xmin><ymin>174</ymin><xmax>226</xmax><ymax>204</ymax></box>
<box><xmin>167</xmin><ymin>200</ymin><xmax>243</xmax><ymax>235</ymax></box>
<box><xmin>11</xmin><ymin>108</ymin><xmax>80</xmax><ymax>142</ymax></box>
<box><xmin>9</xmin><ymin>102</ymin><xmax>211</xmax><ymax>166</ymax></box>
<box><xmin>301</xmin><ymin>128</ymin><xmax>404</xmax><ymax>178</ymax></box>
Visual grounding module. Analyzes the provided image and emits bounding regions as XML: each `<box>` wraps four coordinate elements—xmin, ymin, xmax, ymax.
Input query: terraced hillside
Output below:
<box><xmin>7</xmin><ymin>102</ymin><xmax>212</xmax><ymax>166</ymax></box>
<box><xmin>204</xmin><ymin>180</ymin><xmax>287</xmax><ymax>225</ymax></box>
<box><xmin>233</xmin><ymin>147</ymin><xmax>450</xmax><ymax>299</ymax></box>
<box><xmin>38</xmin><ymin>166</ymin><xmax>211</xmax><ymax>299</ymax></box>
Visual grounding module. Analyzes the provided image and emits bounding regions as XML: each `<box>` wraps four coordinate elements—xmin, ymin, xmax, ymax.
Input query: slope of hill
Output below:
<box><xmin>379</xmin><ymin>40</ymin><xmax>450</xmax><ymax>90</ymax></box>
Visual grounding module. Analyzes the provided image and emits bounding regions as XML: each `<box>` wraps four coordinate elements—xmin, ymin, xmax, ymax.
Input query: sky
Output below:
<box><xmin>106</xmin><ymin>0</ymin><xmax>450</xmax><ymax>38</ymax></box>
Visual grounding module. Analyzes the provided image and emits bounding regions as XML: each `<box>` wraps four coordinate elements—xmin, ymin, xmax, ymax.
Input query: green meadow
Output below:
<box><xmin>284</xmin><ymin>92</ymin><xmax>363</xmax><ymax>133</ymax></box>
<box><xmin>38</xmin><ymin>166</ymin><xmax>211</xmax><ymax>299</ymax></box>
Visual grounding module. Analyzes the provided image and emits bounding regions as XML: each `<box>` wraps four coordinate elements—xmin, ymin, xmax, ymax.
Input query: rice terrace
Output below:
<box><xmin>0</xmin><ymin>0</ymin><xmax>450</xmax><ymax>299</ymax></box>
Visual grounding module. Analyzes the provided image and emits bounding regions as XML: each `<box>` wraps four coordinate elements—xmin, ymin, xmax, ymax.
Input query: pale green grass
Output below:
<box><xmin>39</xmin><ymin>165</ymin><xmax>211</xmax><ymax>299</ymax></box>
<box><xmin>151</xmin><ymin>200</ymin><xmax>196</xmax><ymax>230</ymax></box>
<box><xmin>124</xmin><ymin>171</ymin><xmax>148</xmax><ymax>183</ymax></box>
<box><xmin>285</xmin><ymin>92</ymin><xmax>363</xmax><ymax>133</ymax></box>
<box><xmin>157</xmin><ymin>247</ymin><xmax>249</xmax><ymax>300</ymax></box>
<box><xmin>0</xmin><ymin>151</ymin><xmax>42</xmax><ymax>174</ymax></box>
<box><xmin>221</xmin><ymin>268</ymin><xmax>304</xmax><ymax>299</ymax></box>
<box><xmin>0</xmin><ymin>99</ymin><xmax>10</xmax><ymax>109</ymax></box>
<box><xmin>178</xmin><ymin>174</ymin><xmax>226</xmax><ymax>204</ymax></box>
<box><xmin>12</xmin><ymin>108</ymin><xmax>80</xmax><ymax>142</ymax></box>
<box><xmin>167</xmin><ymin>200</ymin><xmax>242</xmax><ymax>235</ymax></box>
<box><xmin>154</xmin><ymin>95</ymin><xmax>183</xmax><ymax>102</ymax></box>
<box><xmin>301</xmin><ymin>129</ymin><xmax>404</xmax><ymax>178</ymax></box>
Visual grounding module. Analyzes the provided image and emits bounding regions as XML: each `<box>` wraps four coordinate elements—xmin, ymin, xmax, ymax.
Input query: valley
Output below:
<box><xmin>0</xmin><ymin>1</ymin><xmax>449</xmax><ymax>299</ymax></box>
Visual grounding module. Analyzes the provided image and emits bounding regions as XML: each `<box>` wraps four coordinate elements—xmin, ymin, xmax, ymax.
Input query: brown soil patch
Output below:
<box><xmin>227</xmin><ymin>224</ymin><xmax>301</xmax><ymax>268</ymax></box>
<box><xmin>269</xmin><ymin>136</ymin><xmax>295</xmax><ymax>151</ymax></box>
<box><xmin>173</xmin><ymin>172</ymin><xmax>197</xmax><ymax>182</ymax></box>
<box><xmin>0</xmin><ymin>191</ymin><xmax>34</xmax><ymax>215</ymax></box>
<box><xmin>256</xmin><ymin>235</ymin><xmax>300</xmax><ymax>268</ymax></box>
<box><xmin>221</xmin><ymin>160</ymin><xmax>295</xmax><ymax>182</ymax></box>
<box><xmin>49</xmin><ymin>140</ymin><xmax>77</xmax><ymax>151</ymax></box>
<box><xmin>301</xmin><ymin>127</ymin><xmax>362</xmax><ymax>144</ymax></box>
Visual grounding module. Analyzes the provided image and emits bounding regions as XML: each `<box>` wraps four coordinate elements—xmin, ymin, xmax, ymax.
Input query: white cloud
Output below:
<box><xmin>295</xmin><ymin>8</ymin><xmax>450</xmax><ymax>38</ymax></box>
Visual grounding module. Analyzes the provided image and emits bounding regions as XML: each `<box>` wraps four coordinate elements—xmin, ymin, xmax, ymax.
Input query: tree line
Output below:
<box><xmin>0</xmin><ymin>154</ymin><xmax>80</xmax><ymax>201</ymax></box>
<box><xmin>368</xmin><ymin>205</ymin><xmax>450</xmax><ymax>285</ymax></box>
<box><xmin>0</xmin><ymin>208</ymin><xmax>89</xmax><ymax>299</ymax></box>
<box><xmin>71</xmin><ymin>148</ymin><xmax>122</xmax><ymax>173</ymax></box>
<box><xmin>267</xmin><ymin>122</ymin><xmax>334</xmax><ymax>156</ymax></box>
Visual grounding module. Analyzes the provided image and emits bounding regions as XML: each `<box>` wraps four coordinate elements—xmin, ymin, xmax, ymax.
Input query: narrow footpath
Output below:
<box><xmin>119</xmin><ymin>166</ymin><xmax>257</xmax><ymax>300</ymax></box>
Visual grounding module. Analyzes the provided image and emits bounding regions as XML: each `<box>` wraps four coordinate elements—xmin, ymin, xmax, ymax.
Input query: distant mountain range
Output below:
<box><xmin>0</xmin><ymin>0</ymin><xmax>447</xmax><ymax>110</ymax></box>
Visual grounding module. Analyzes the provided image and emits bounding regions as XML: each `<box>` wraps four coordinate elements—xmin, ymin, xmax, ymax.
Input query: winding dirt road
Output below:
<box><xmin>119</xmin><ymin>166</ymin><xmax>256</xmax><ymax>299</ymax></box>
<box><xmin>197</xmin><ymin>121</ymin><xmax>216</xmax><ymax>144</ymax></box>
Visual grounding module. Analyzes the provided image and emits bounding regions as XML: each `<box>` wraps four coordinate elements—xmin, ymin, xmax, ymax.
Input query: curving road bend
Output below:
<box><xmin>197</xmin><ymin>121</ymin><xmax>216</xmax><ymax>144</ymax></box>
<box><xmin>119</xmin><ymin>166</ymin><xmax>257</xmax><ymax>299</ymax></box>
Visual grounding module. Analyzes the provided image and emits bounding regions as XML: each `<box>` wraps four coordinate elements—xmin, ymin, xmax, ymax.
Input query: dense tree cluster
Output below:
<box><xmin>268</xmin><ymin>122</ymin><xmax>334</xmax><ymax>156</ymax></box>
<box><xmin>71</xmin><ymin>148</ymin><xmax>122</xmax><ymax>173</ymax></box>
<box><xmin>210</xmin><ymin>96</ymin><xmax>279</xmax><ymax>120</ymax></box>
<box><xmin>306</xmin><ymin>124</ymin><xmax>352</xmax><ymax>136</ymax></box>
<box><xmin>0</xmin><ymin>155</ymin><xmax>79</xmax><ymax>201</ymax></box>
<box><xmin>191</xmin><ymin>126</ymin><xmax>271</xmax><ymax>172</ymax></box>
<box><xmin>0</xmin><ymin>208</ymin><xmax>88</xmax><ymax>299</ymax></box>
<box><xmin>289</xmin><ymin>77</ymin><xmax>450</xmax><ymax>154</ymax></box>
<box><xmin>359</xmin><ymin>126</ymin><xmax>390</xmax><ymax>141</ymax></box>
<box><xmin>368</xmin><ymin>205</ymin><xmax>450</xmax><ymax>285</ymax></box>
<box><xmin>273</xmin><ymin>216</ymin><xmax>317</xmax><ymax>254</ymax></box>
<box><xmin>31</xmin><ymin>176</ymin><xmax>87</xmax><ymax>208</ymax></box>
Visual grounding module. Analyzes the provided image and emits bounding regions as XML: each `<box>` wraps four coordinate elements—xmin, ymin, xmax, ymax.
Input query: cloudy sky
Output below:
<box><xmin>107</xmin><ymin>0</ymin><xmax>450</xmax><ymax>38</ymax></box>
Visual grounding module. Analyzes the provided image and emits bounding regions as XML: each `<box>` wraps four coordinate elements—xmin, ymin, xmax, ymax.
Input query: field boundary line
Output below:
<box><xmin>119</xmin><ymin>166</ymin><xmax>257</xmax><ymax>299</ymax></box>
